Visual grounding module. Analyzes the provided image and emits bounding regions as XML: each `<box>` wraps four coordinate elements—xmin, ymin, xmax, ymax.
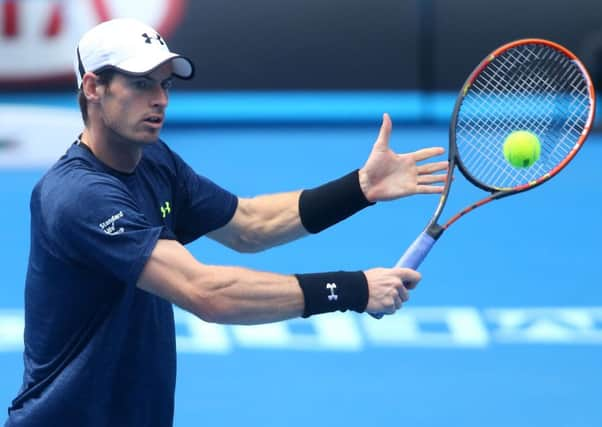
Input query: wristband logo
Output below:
<box><xmin>326</xmin><ymin>283</ymin><xmax>338</xmax><ymax>301</ymax></box>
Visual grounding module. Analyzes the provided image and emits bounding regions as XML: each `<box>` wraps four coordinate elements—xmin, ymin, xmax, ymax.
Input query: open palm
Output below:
<box><xmin>359</xmin><ymin>113</ymin><xmax>448</xmax><ymax>202</ymax></box>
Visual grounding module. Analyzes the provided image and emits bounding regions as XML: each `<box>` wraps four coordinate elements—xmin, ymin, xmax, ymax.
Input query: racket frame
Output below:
<box><xmin>375</xmin><ymin>38</ymin><xmax>595</xmax><ymax>319</ymax></box>
<box><xmin>426</xmin><ymin>38</ymin><xmax>596</xmax><ymax>239</ymax></box>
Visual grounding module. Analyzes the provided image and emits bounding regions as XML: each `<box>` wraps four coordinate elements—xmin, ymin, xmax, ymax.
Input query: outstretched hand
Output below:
<box><xmin>359</xmin><ymin>113</ymin><xmax>448</xmax><ymax>202</ymax></box>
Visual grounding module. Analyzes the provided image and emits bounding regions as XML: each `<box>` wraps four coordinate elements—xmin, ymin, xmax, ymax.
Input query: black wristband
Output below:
<box><xmin>299</xmin><ymin>170</ymin><xmax>375</xmax><ymax>233</ymax></box>
<box><xmin>295</xmin><ymin>271</ymin><xmax>369</xmax><ymax>318</ymax></box>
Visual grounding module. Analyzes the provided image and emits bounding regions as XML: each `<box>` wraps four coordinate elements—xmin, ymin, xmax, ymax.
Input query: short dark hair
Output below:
<box><xmin>78</xmin><ymin>68</ymin><xmax>118</xmax><ymax>125</ymax></box>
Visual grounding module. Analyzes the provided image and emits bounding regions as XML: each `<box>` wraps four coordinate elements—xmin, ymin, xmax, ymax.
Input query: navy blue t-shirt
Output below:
<box><xmin>5</xmin><ymin>140</ymin><xmax>238</xmax><ymax>427</ymax></box>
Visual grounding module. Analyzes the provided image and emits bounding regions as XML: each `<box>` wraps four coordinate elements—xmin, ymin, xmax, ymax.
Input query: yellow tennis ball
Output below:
<box><xmin>503</xmin><ymin>130</ymin><xmax>541</xmax><ymax>168</ymax></box>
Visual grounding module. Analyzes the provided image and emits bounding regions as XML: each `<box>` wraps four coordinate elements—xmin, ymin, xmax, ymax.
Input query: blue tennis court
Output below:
<box><xmin>1</xmin><ymin>104</ymin><xmax>601</xmax><ymax>426</ymax></box>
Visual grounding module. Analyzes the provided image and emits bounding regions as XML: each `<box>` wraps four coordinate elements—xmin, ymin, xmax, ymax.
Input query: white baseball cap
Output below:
<box><xmin>74</xmin><ymin>18</ymin><xmax>194</xmax><ymax>88</ymax></box>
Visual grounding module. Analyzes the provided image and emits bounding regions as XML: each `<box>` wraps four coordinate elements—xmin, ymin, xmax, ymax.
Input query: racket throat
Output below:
<box><xmin>426</xmin><ymin>223</ymin><xmax>445</xmax><ymax>240</ymax></box>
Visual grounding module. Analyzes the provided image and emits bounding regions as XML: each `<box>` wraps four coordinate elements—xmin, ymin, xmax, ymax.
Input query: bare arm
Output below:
<box><xmin>137</xmin><ymin>239</ymin><xmax>420</xmax><ymax>324</ymax></box>
<box><xmin>207</xmin><ymin>114</ymin><xmax>447</xmax><ymax>253</ymax></box>
<box><xmin>137</xmin><ymin>239</ymin><xmax>304</xmax><ymax>324</ymax></box>
<box><xmin>207</xmin><ymin>191</ymin><xmax>308</xmax><ymax>253</ymax></box>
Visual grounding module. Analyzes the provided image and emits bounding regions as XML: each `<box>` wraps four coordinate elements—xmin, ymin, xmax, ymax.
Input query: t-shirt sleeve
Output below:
<box><xmin>48</xmin><ymin>174</ymin><xmax>165</xmax><ymax>288</ymax></box>
<box><xmin>171</xmin><ymin>150</ymin><xmax>238</xmax><ymax>244</ymax></box>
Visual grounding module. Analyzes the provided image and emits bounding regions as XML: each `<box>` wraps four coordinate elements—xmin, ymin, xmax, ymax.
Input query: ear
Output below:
<box><xmin>81</xmin><ymin>72</ymin><xmax>103</xmax><ymax>103</ymax></box>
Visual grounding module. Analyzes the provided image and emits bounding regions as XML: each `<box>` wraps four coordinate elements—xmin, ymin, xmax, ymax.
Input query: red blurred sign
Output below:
<box><xmin>0</xmin><ymin>0</ymin><xmax>186</xmax><ymax>85</ymax></box>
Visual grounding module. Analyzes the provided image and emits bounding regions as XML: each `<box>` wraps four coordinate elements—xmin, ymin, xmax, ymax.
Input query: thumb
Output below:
<box><xmin>374</xmin><ymin>113</ymin><xmax>392</xmax><ymax>150</ymax></box>
<box><xmin>393</xmin><ymin>267</ymin><xmax>421</xmax><ymax>284</ymax></box>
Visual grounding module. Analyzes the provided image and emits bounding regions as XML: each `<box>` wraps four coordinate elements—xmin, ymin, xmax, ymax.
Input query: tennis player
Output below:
<box><xmin>5</xmin><ymin>18</ymin><xmax>447</xmax><ymax>426</ymax></box>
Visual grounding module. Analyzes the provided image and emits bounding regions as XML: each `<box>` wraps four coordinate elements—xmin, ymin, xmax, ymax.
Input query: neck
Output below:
<box><xmin>81</xmin><ymin>127</ymin><xmax>143</xmax><ymax>174</ymax></box>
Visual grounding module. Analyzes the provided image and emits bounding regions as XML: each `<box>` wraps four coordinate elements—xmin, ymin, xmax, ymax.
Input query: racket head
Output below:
<box><xmin>450</xmin><ymin>39</ymin><xmax>596</xmax><ymax>195</ymax></box>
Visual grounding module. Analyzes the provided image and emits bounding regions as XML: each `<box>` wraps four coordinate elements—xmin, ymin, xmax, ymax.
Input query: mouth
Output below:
<box><xmin>143</xmin><ymin>115</ymin><xmax>164</xmax><ymax>127</ymax></box>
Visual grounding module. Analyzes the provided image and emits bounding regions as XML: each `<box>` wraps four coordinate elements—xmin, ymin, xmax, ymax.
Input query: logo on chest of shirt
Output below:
<box><xmin>99</xmin><ymin>211</ymin><xmax>125</xmax><ymax>235</ymax></box>
<box><xmin>160</xmin><ymin>201</ymin><xmax>171</xmax><ymax>219</ymax></box>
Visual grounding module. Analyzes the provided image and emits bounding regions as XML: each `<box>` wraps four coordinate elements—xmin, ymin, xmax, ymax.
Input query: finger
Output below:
<box><xmin>402</xmin><ymin>274</ymin><xmax>421</xmax><ymax>289</ymax></box>
<box><xmin>394</xmin><ymin>268</ymin><xmax>422</xmax><ymax>285</ymax></box>
<box><xmin>394</xmin><ymin>294</ymin><xmax>403</xmax><ymax>310</ymax></box>
<box><xmin>403</xmin><ymin>279</ymin><xmax>417</xmax><ymax>290</ymax></box>
<box><xmin>417</xmin><ymin>173</ymin><xmax>448</xmax><ymax>185</ymax></box>
<box><xmin>412</xmin><ymin>147</ymin><xmax>445</xmax><ymax>162</ymax></box>
<box><xmin>385</xmin><ymin>301</ymin><xmax>396</xmax><ymax>314</ymax></box>
<box><xmin>415</xmin><ymin>185</ymin><xmax>445</xmax><ymax>194</ymax></box>
<box><xmin>417</xmin><ymin>161</ymin><xmax>449</xmax><ymax>174</ymax></box>
<box><xmin>374</xmin><ymin>113</ymin><xmax>392</xmax><ymax>149</ymax></box>
<box><xmin>397</xmin><ymin>285</ymin><xmax>409</xmax><ymax>302</ymax></box>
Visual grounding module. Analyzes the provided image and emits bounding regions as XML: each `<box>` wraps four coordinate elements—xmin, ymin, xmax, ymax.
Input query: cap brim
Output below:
<box><xmin>114</xmin><ymin>53</ymin><xmax>194</xmax><ymax>80</ymax></box>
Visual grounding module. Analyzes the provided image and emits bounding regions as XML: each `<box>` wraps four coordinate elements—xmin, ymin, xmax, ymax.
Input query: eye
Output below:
<box><xmin>161</xmin><ymin>79</ymin><xmax>173</xmax><ymax>90</ymax></box>
<box><xmin>135</xmin><ymin>80</ymin><xmax>150</xmax><ymax>90</ymax></box>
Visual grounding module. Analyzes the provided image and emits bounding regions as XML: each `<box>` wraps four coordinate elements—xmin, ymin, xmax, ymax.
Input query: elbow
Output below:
<box><xmin>228</xmin><ymin>231</ymin><xmax>269</xmax><ymax>253</ymax></box>
<box><xmin>187</xmin><ymin>290</ymin><xmax>227</xmax><ymax>323</ymax></box>
<box><xmin>193</xmin><ymin>307</ymin><xmax>221</xmax><ymax>324</ymax></box>
<box><xmin>186</xmin><ymin>280</ymin><xmax>239</xmax><ymax>324</ymax></box>
<box><xmin>189</xmin><ymin>299</ymin><xmax>227</xmax><ymax>324</ymax></box>
<box><xmin>193</xmin><ymin>303</ymin><xmax>241</xmax><ymax>325</ymax></box>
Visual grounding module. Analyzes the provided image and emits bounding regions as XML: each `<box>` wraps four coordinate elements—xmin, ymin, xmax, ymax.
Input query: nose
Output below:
<box><xmin>151</xmin><ymin>85</ymin><xmax>168</xmax><ymax>109</ymax></box>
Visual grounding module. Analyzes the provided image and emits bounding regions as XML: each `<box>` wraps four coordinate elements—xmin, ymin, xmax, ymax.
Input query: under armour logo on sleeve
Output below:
<box><xmin>160</xmin><ymin>201</ymin><xmax>171</xmax><ymax>218</ymax></box>
<box><xmin>141</xmin><ymin>32</ymin><xmax>164</xmax><ymax>45</ymax></box>
<box><xmin>326</xmin><ymin>283</ymin><xmax>338</xmax><ymax>301</ymax></box>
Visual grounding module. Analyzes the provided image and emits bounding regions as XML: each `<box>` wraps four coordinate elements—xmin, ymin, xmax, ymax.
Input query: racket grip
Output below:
<box><xmin>370</xmin><ymin>231</ymin><xmax>436</xmax><ymax>319</ymax></box>
<box><xmin>394</xmin><ymin>231</ymin><xmax>436</xmax><ymax>270</ymax></box>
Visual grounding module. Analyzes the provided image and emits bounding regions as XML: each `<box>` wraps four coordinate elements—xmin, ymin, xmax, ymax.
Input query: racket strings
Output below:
<box><xmin>461</xmin><ymin>61</ymin><xmax>560</xmax><ymax>184</ymax></box>
<box><xmin>468</xmin><ymin>54</ymin><xmax>573</xmax><ymax>183</ymax></box>
<box><xmin>462</xmin><ymin>53</ymin><xmax>587</xmax><ymax>187</ymax></box>
<box><xmin>455</xmin><ymin>43</ymin><xmax>591</xmax><ymax>190</ymax></box>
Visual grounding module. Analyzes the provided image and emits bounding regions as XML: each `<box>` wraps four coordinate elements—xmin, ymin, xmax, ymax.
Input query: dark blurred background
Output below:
<box><xmin>172</xmin><ymin>0</ymin><xmax>602</xmax><ymax>91</ymax></box>
<box><xmin>2</xmin><ymin>0</ymin><xmax>601</xmax><ymax>92</ymax></box>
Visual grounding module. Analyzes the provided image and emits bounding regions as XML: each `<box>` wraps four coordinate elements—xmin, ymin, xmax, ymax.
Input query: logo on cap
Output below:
<box><xmin>141</xmin><ymin>32</ymin><xmax>165</xmax><ymax>45</ymax></box>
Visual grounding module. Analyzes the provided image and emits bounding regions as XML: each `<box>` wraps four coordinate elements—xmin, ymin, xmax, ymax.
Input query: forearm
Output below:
<box><xmin>138</xmin><ymin>240</ymin><xmax>396</xmax><ymax>325</ymax></box>
<box><xmin>210</xmin><ymin>171</ymin><xmax>375</xmax><ymax>252</ymax></box>
<box><xmin>188</xmin><ymin>265</ymin><xmax>305</xmax><ymax>325</ymax></box>
<box><xmin>185</xmin><ymin>265</ymin><xmax>371</xmax><ymax>325</ymax></box>
<box><xmin>209</xmin><ymin>191</ymin><xmax>308</xmax><ymax>252</ymax></box>
<box><xmin>138</xmin><ymin>240</ymin><xmax>304</xmax><ymax>324</ymax></box>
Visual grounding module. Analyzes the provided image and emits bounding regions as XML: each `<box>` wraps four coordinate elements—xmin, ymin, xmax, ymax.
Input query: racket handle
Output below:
<box><xmin>370</xmin><ymin>231</ymin><xmax>436</xmax><ymax>319</ymax></box>
<box><xmin>394</xmin><ymin>231</ymin><xmax>436</xmax><ymax>270</ymax></box>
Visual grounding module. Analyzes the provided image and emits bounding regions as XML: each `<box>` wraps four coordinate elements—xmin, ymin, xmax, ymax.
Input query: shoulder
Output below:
<box><xmin>41</xmin><ymin>164</ymin><xmax>125</xmax><ymax>200</ymax></box>
<box><xmin>33</xmin><ymin>151</ymin><xmax>131</xmax><ymax>220</ymax></box>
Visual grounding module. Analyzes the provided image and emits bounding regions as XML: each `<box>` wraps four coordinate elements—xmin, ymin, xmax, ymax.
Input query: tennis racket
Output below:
<box><xmin>374</xmin><ymin>38</ymin><xmax>596</xmax><ymax>318</ymax></box>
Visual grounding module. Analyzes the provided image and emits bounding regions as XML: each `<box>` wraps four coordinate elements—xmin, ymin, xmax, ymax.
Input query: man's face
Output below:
<box><xmin>98</xmin><ymin>62</ymin><xmax>174</xmax><ymax>144</ymax></box>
